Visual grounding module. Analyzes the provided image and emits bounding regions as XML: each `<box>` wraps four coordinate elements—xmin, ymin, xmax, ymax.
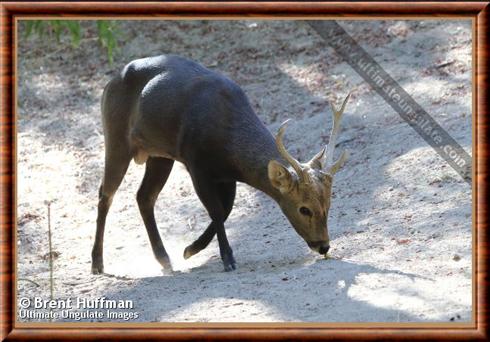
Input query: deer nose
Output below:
<box><xmin>319</xmin><ymin>245</ymin><xmax>330</xmax><ymax>254</ymax></box>
<box><xmin>308</xmin><ymin>241</ymin><xmax>330</xmax><ymax>254</ymax></box>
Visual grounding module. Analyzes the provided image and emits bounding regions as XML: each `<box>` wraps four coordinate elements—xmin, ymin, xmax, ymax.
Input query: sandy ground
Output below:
<box><xmin>16</xmin><ymin>20</ymin><xmax>472</xmax><ymax>322</ymax></box>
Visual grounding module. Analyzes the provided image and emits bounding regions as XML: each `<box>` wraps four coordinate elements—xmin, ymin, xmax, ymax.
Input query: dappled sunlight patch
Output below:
<box><xmin>384</xmin><ymin>145</ymin><xmax>438</xmax><ymax>182</ymax></box>
<box><xmin>348</xmin><ymin>272</ymin><xmax>471</xmax><ymax>321</ymax></box>
<box><xmin>277</xmin><ymin>62</ymin><xmax>330</xmax><ymax>94</ymax></box>
<box><xmin>106</xmin><ymin>253</ymin><xmax>164</xmax><ymax>279</ymax></box>
<box><xmin>30</xmin><ymin>73</ymin><xmax>66</xmax><ymax>91</ymax></box>
<box><xmin>384</xmin><ymin>145</ymin><xmax>470</xmax><ymax>191</ymax></box>
<box><xmin>167</xmin><ymin>240</ymin><xmax>215</xmax><ymax>274</ymax></box>
<box><xmin>403</xmin><ymin>78</ymin><xmax>448</xmax><ymax>101</ymax></box>
<box><xmin>18</xmin><ymin>135</ymin><xmax>82</xmax><ymax>205</ymax></box>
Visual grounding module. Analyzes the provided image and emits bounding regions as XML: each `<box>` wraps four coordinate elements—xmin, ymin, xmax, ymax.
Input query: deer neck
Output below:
<box><xmin>235</xmin><ymin>131</ymin><xmax>284</xmax><ymax>203</ymax></box>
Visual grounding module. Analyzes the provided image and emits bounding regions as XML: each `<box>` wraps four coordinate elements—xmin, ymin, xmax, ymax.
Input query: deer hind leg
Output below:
<box><xmin>136</xmin><ymin>157</ymin><xmax>174</xmax><ymax>270</ymax></box>
<box><xmin>188</xmin><ymin>171</ymin><xmax>236</xmax><ymax>272</ymax></box>
<box><xmin>92</xmin><ymin>148</ymin><xmax>131</xmax><ymax>274</ymax></box>
<box><xmin>183</xmin><ymin>182</ymin><xmax>236</xmax><ymax>260</ymax></box>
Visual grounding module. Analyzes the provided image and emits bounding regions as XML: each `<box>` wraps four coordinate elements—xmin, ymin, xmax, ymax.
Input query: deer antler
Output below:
<box><xmin>324</xmin><ymin>93</ymin><xmax>350</xmax><ymax>174</ymax></box>
<box><xmin>275</xmin><ymin>120</ymin><xmax>307</xmax><ymax>183</ymax></box>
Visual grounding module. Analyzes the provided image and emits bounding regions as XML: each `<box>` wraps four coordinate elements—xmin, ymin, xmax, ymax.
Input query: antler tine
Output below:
<box><xmin>275</xmin><ymin>120</ymin><xmax>305</xmax><ymax>182</ymax></box>
<box><xmin>324</xmin><ymin>92</ymin><xmax>351</xmax><ymax>168</ymax></box>
<box><xmin>308</xmin><ymin>146</ymin><xmax>326</xmax><ymax>170</ymax></box>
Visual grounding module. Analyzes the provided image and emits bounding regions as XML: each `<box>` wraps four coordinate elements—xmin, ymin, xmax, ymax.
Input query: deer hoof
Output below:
<box><xmin>157</xmin><ymin>254</ymin><xmax>172</xmax><ymax>270</ymax></box>
<box><xmin>183</xmin><ymin>245</ymin><xmax>197</xmax><ymax>259</ymax></box>
<box><xmin>223</xmin><ymin>262</ymin><xmax>237</xmax><ymax>272</ymax></box>
<box><xmin>91</xmin><ymin>263</ymin><xmax>104</xmax><ymax>275</ymax></box>
<box><xmin>222</xmin><ymin>253</ymin><xmax>237</xmax><ymax>272</ymax></box>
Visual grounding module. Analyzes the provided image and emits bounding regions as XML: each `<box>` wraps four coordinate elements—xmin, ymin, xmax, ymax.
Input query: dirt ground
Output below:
<box><xmin>17</xmin><ymin>20</ymin><xmax>472</xmax><ymax>322</ymax></box>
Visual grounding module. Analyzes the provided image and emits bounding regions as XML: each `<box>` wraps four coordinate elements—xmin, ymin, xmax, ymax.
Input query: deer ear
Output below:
<box><xmin>268</xmin><ymin>160</ymin><xmax>294</xmax><ymax>193</ymax></box>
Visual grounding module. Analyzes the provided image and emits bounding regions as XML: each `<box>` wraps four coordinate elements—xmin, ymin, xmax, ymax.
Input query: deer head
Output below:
<box><xmin>268</xmin><ymin>93</ymin><xmax>350</xmax><ymax>255</ymax></box>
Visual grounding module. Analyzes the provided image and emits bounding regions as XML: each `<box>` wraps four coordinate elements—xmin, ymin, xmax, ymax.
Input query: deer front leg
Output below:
<box><xmin>189</xmin><ymin>172</ymin><xmax>236</xmax><ymax>272</ymax></box>
<box><xmin>210</xmin><ymin>220</ymin><xmax>236</xmax><ymax>272</ymax></box>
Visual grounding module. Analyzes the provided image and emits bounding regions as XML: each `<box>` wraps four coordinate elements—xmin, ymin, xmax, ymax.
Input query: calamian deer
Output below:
<box><xmin>92</xmin><ymin>54</ymin><xmax>350</xmax><ymax>273</ymax></box>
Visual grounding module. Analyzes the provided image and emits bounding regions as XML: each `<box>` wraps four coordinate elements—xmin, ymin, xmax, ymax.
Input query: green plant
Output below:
<box><xmin>96</xmin><ymin>21</ymin><xmax>119</xmax><ymax>64</ymax></box>
<box><xmin>23</xmin><ymin>20</ymin><xmax>119</xmax><ymax>64</ymax></box>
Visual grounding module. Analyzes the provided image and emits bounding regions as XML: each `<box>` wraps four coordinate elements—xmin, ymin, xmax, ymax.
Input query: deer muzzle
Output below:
<box><xmin>307</xmin><ymin>241</ymin><xmax>330</xmax><ymax>255</ymax></box>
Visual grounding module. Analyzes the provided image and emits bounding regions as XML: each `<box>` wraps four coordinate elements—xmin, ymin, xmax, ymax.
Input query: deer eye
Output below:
<box><xmin>299</xmin><ymin>206</ymin><xmax>312</xmax><ymax>217</ymax></box>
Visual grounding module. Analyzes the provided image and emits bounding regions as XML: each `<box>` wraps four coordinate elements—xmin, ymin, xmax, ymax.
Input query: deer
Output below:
<box><xmin>91</xmin><ymin>54</ymin><xmax>350</xmax><ymax>273</ymax></box>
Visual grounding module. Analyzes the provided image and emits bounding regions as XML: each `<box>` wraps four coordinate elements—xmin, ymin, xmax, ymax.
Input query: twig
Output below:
<box><xmin>47</xmin><ymin>202</ymin><xmax>53</xmax><ymax>301</ymax></box>
<box><xmin>435</xmin><ymin>60</ymin><xmax>455</xmax><ymax>69</ymax></box>
<box><xmin>45</xmin><ymin>200</ymin><xmax>54</xmax><ymax>322</ymax></box>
